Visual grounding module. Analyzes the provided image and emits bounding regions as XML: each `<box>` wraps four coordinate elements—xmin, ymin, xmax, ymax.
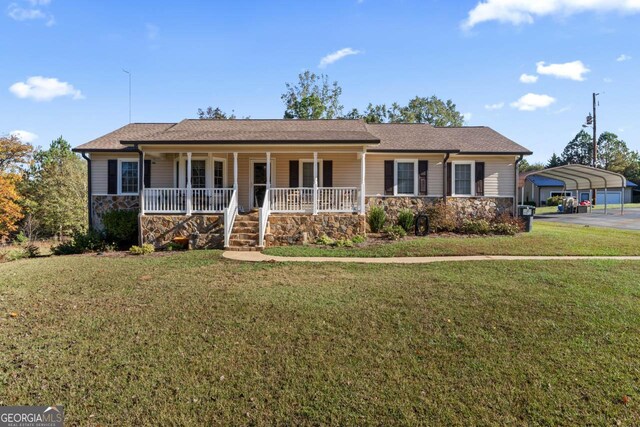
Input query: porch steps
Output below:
<box><xmin>228</xmin><ymin>212</ymin><xmax>260</xmax><ymax>250</ymax></box>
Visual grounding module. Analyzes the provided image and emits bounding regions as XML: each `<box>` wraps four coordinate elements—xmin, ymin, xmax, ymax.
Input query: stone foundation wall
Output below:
<box><xmin>366</xmin><ymin>196</ymin><xmax>514</xmax><ymax>226</ymax></box>
<box><xmin>92</xmin><ymin>195</ymin><xmax>139</xmax><ymax>230</ymax></box>
<box><xmin>266</xmin><ymin>214</ymin><xmax>366</xmax><ymax>246</ymax></box>
<box><xmin>140</xmin><ymin>215</ymin><xmax>224</xmax><ymax>249</ymax></box>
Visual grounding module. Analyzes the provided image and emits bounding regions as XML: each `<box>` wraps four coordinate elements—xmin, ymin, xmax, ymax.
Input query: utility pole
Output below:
<box><xmin>122</xmin><ymin>69</ymin><xmax>131</xmax><ymax>123</ymax></box>
<box><xmin>592</xmin><ymin>92</ymin><xmax>598</xmax><ymax>168</ymax></box>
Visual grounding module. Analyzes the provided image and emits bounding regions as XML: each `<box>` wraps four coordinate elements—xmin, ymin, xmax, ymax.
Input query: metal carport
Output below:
<box><xmin>523</xmin><ymin>164</ymin><xmax>627</xmax><ymax>215</ymax></box>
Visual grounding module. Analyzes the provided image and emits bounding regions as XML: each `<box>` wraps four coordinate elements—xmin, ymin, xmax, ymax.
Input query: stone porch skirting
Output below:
<box><xmin>140</xmin><ymin>214</ymin><xmax>225</xmax><ymax>249</ymax></box>
<box><xmin>266</xmin><ymin>213</ymin><xmax>366</xmax><ymax>247</ymax></box>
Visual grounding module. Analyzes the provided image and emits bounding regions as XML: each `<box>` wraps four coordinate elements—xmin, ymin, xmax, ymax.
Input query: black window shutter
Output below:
<box><xmin>107</xmin><ymin>159</ymin><xmax>117</xmax><ymax>194</ymax></box>
<box><xmin>475</xmin><ymin>162</ymin><xmax>485</xmax><ymax>196</ymax></box>
<box><xmin>384</xmin><ymin>160</ymin><xmax>394</xmax><ymax>195</ymax></box>
<box><xmin>322</xmin><ymin>160</ymin><xmax>333</xmax><ymax>187</ymax></box>
<box><xmin>144</xmin><ymin>159</ymin><xmax>151</xmax><ymax>189</ymax></box>
<box><xmin>289</xmin><ymin>160</ymin><xmax>299</xmax><ymax>187</ymax></box>
<box><xmin>418</xmin><ymin>160</ymin><xmax>428</xmax><ymax>195</ymax></box>
<box><xmin>446</xmin><ymin>163</ymin><xmax>452</xmax><ymax>196</ymax></box>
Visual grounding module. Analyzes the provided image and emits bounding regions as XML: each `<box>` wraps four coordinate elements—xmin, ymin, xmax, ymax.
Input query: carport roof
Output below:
<box><xmin>526</xmin><ymin>164</ymin><xmax>627</xmax><ymax>191</ymax></box>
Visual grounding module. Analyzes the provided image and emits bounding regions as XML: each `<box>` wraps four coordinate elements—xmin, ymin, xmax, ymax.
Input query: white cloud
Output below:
<box><xmin>536</xmin><ymin>60</ymin><xmax>589</xmax><ymax>81</ymax></box>
<box><xmin>484</xmin><ymin>102</ymin><xmax>504</xmax><ymax>111</ymax></box>
<box><xmin>510</xmin><ymin>93</ymin><xmax>556</xmax><ymax>111</ymax></box>
<box><xmin>146</xmin><ymin>23</ymin><xmax>159</xmax><ymax>40</ymax></box>
<box><xmin>462</xmin><ymin>0</ymin><xmax>640</xmax><ymax>29</ymax></box>
<box><xmin>9</xmin><ymin>76</ymin><xmax>84</xmax><ymax>101</ymax></box>
<box><xmin>10</xmin><ymin>130</ymin><xmax>38</xmax><ymax>143</ymax></box>
<box><xmin>463</xmin><ymin>112</ymin><xmax>473</xmax><ymax>122</ymax></box>
<box><xmin>519</xmin><ymin>73</ymin><xmax>538</xmax><ymax>84</ymax></box>
<box><xmin>319</xmin><ymin>48</ymin><xmax>361</xmax><ymax>68</ymax></box>
<box><xmin>616</xmin><ymin>54</ymin><xmax>631</xmax><ymax>62</ymax></box>
<box><xmin>7</xmin><ymin>0</ymin><xmax>54</xmax><ymax>25</ymax></box>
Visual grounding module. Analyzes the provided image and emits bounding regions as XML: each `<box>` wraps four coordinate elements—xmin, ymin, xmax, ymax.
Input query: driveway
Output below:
<box><xmin>535</xmin><ymin>208</ymin><xmax>640</xmax><ymax>230</ymax></box>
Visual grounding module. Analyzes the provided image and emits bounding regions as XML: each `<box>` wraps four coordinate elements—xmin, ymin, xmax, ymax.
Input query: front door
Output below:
<box><xmin>252</xmin><ymin>162</ymin><xmax>267</xmax><ymax>208</ymax></box>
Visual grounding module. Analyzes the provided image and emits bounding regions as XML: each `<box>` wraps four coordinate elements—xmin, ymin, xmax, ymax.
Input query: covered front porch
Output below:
<box><xmin>139</xmin><ymin>150</ymin><xmax>367</xmax><ymax>216</ymax></box>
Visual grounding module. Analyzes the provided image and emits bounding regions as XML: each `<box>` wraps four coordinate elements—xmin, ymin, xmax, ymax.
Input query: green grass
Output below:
<box><xmin>1</xmin><ymin>252</ymin><xmax>639</xmax><ymax>425</ymax></box>
<box><xmin>535</xmin><ymin>203</ymin><xmax>640</xmax><ymax>215</ymax></box>
<box><xmin>264</xmin><ymin>222</ymin><xmax>640</xmax><ymax>257</ymax></box>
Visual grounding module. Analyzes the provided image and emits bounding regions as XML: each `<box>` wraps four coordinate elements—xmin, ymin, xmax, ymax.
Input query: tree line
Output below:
<box><xmin>0</xmin><ymin>135</ymin><xmax>87</xmax><ymax>241</ymax></box>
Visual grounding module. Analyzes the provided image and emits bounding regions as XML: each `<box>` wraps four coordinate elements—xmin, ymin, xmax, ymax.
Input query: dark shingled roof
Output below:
<box><xmin>73</xmin><ymin>119</ymin><xmax>532</xmax><ymax>155</ymax></box>
<box><xmin>364</xmin><ymin>123</ymin><xmax>532</xmax><ymax>154</ymax></box>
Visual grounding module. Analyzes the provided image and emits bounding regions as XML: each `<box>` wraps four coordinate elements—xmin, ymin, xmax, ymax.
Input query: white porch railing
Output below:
<box><xmin>269</xmin><ymin>187</ymin><xmax>360</xmax><ymax>213</ymax></box>
<box><xmin>223</xmin><ymin>189</ymin><xmax>238</xmax><ymax>248</ymax></box>
<box><xmin>143</xmin><ymin>188</ymin><xmax>234</xmax><ymax>213</ymax></box>
<box><xmin>143</xmin><ymin>188</ymin><xmax>188</xmax><ymax>213</ymax></box>
<box><xmin>258</xmin><ymin>189</ymin><xmax>271</xmax><ymax>247</ymax></box>
<box><xmin>317</xmin><ymin>187</ymin><xmax>359</xmax><ymax>213</ymax></box>
<box><xmin>269</xmin><ymin>187</ymin><xmax>315</xmax><ymax>212</ymax></box>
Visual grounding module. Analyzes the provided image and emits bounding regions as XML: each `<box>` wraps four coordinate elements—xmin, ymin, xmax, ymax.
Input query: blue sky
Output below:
<box><xmin>1</xmin><ymin>0</ymin><xmax>639</xmax><ymax>163</ymax></box>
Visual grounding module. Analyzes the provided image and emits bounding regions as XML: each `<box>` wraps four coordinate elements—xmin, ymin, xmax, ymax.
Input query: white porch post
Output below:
<box><xmin>266</xmin><ymin>152</ymin><xmax>271</xmax><ymax>190</ymax></box>
<box><xmin>139</xmin><ymin>150</ymin><xmax>145</xmax><ymax>215</ymax></box>
<box><xmin>233</xmin><ymin>152</ymin><xmax>238</xmax><ymax>190</ymax></box>
<box><xmin>313</xmin><ymin>152</ymin><xmax>318</xmax><ymax>215</ymax></box>
<box><xmin>360</xmin><ymin>152</ymin><xmax>366</xmax><ymax>214</ymax></box>
<box><xmin>186</xmin><ymin>152</ymin><xmax>192</xmax><ymax>215</ymax></box>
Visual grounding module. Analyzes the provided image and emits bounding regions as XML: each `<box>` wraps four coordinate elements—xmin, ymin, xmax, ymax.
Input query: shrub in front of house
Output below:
<box><xmin>423</xmin><ymin>203</ymin><xmax>459</xmax><ymax>233</ymax></box>
<box><xmin>461</xmin><ymin>219</ymin><xmax>491</xmax><ymax>235</ymax></box>
<box><xmin>367</xmin><ymin>206</ymin><xmax>386</xmax><ymax>232</ymax></box>
<box><xmin>490</xmin><ymin>212</ymin><xmax>523</xmax><ymax>235</ymax></box>
<box><xmin>52</xmin><ymin>230</ymin><xmax>111</xmax><ymax>255</ymax></box>
<box><xmin>129</xmin><ymin>243</ymin><xmax>155</xmax><ymax>255</ymax></box>
<box><xmin>383</xmin><ymin>225</ymin><xmax>407</xmax><ymax>240</ymax></box>
<box><xmin>397</xmin><ymin>209</ymin><xmax>414</xmax><ymax>233</ymax></box>
<box><xmin>102</xmin><ymin>210</ymin><xmax>138</xmax><ymax>248</ymax></box>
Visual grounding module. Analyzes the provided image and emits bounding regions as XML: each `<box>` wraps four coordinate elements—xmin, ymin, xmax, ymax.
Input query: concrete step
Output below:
<box><xmin>234</xmin><ymin>220</ymin><xmax>259</xmax><ymax>228</ymax></box>
<box><xmin>230</xmin><ymin>233</ymin><xmax>258</xmax><ymax>240</ymax></box>
<box><xmin>236</xmin><ymin>214</ymin><xmax>259</xmax><ymax>221</ymax></box>
<box><xmin>226</xmin><ymin>246</ymin><xmax>261</xmax><ymax>252</ymax></box>
<box><xmin>231</xmin><ymin>226</ymin><xmax>258</xmax><ymax>233</ymax></box>
<box><xmin>229</xmin><ymin>239</ymin><xmax>258</xmax><ymax>247</ymax></box>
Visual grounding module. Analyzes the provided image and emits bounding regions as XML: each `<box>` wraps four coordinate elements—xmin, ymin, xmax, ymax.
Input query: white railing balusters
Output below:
<box><xmin>143</xmin><ymin>188</ymin><xmax>233</xmax><ymax>214</ymax></box>
<box><xmin>223</xmin><ymin>189</ymin><xmax>238</xmax><ymax>248</ymax></box>
<box><xmin>258</xmin><ymin>189</ymin><xmax>271</xmax><ymax>247</ymax></box>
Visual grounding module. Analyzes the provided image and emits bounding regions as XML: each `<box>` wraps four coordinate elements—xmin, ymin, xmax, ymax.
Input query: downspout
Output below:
<box><xmin>81</xmin><ymin>152</ymin><xmax>92</xmax><ymax>230</ymax></box>
<box><xmin>442</xmin><ymin>153</ymin><xmax>450</xmax><ymax>205</ymax></box>
<box><xmin>514</xmin><ymin>154</ymin><xmax>524</xmax><ymax>217</ymax></box>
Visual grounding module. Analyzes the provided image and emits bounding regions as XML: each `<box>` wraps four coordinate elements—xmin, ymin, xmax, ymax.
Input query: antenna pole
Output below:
<box><xmin>123</xmin><ymin>69</ymin><xmax>132</xmax><ymax>123</ymax></box>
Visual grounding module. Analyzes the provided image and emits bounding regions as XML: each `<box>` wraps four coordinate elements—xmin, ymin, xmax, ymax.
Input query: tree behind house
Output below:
<box><xmin>281</xmin><ymin>71</ymin><xmax>343</xmax><ymax>119</ymax></box>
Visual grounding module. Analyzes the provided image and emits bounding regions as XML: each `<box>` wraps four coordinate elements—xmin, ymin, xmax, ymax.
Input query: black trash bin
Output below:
<box><xmin>517</xmin><ymin>205</ymin><xmax>536</xmax><ymax>232</ymax></box>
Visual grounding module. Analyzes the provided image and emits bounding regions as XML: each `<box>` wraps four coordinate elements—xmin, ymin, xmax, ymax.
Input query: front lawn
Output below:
<box><xmin>264</xmin><ymin>222</ymin><xmax>640</xmax><ymax>257</ymax></box>
<box><xmin>1</xmin><ymin>252</ymin><xmax>639</xmax><ymax>425</ymax></box>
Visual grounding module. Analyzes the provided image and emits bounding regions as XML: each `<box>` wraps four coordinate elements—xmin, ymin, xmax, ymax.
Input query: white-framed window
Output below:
<box><xmin>550</xmin><ymin>191</ymin><xmax>573</xmax><ymax>198</ymax></box>
<box><xmin>118</xmin><ymin>159</ymin><xmax>139</xmax><ymax>195</ymax></box>
<box><xmin>300</xmin><ymin>160</ymin><xmax>322</xmax><ymax>188</ymax></box>
<box><xmin>394</xmin><ymin>160</ymin><xmax>418</xmax><ymax>195</ymax></box>
<box><xmin>452</xmin><ymin>161</ymin><xmax>475</xmax><ymax>196</ymax></box>
<box><xmin>175</xmin><ymin>157</ymin><xmax>227</xmax><ymax>188</ymax></box>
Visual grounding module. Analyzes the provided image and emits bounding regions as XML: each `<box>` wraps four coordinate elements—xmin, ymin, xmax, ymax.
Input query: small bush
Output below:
<box><xmin>102</xmin><ymin>210</ymin><xmax>138</xmax><ymax>248</ymax></box>
<box><xmin>546</xmin><ymin>196</ymin><xmax>563</xmax><ymax>207</ymax></box>
<box><xmin>52</xmin><ymin>230</ymin><xmax>110</xmax><ymax>255</ymax></box>
<box><xmin>351</xmin><ymin>235</ymin><xmax>366</xmax><ymax>244</ymax></box>
<box><xmin>129</xmin><ymin>243</ymin><xmax>155</xmax><ymax>255</ymax></box>
<box><xmin>491</xmin><ymin>212</ymin><xmax>523</xmax><ymax>235</ymax></box>
<box><xmin>423</xmin><ymin>203</ymin><xmax>459</xmax><ymax>233</ymax></box>
<box><xmin>334</xmin><ymin>238</ymin><xmax>354</xmax><ymax>248</ymax></box>
<box><xmin>5</xmin><ymin>249</ymin><xmax>27</xmax><ymax>261</ymax></box>
<box><xmin>383</xmin><ymin>225</ymin><xmax>407</xmax><ymax>240</ymax></box>
<box><xmin>316</xmin><ymin>234</ymin><xmax>335</xmax><ymax>246</ymax></box>
<box><xmin>13</xmin><ymin>231</ymin><xmax>28</xmax><ymax>245</ymax></box>
<box><xmin>397</xmin><ymin>209</ymin><xmax>415</xmax><ymax>232</ymax></box>
<box><xmin>368</xmin><ymin>206</ymin><xmax>386</xmax><ymax>233</ymax></box>
<box><xmin>461</xmin><ymin>219</ymin><xmax>491</xmax><ymax>235</ymax></box>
